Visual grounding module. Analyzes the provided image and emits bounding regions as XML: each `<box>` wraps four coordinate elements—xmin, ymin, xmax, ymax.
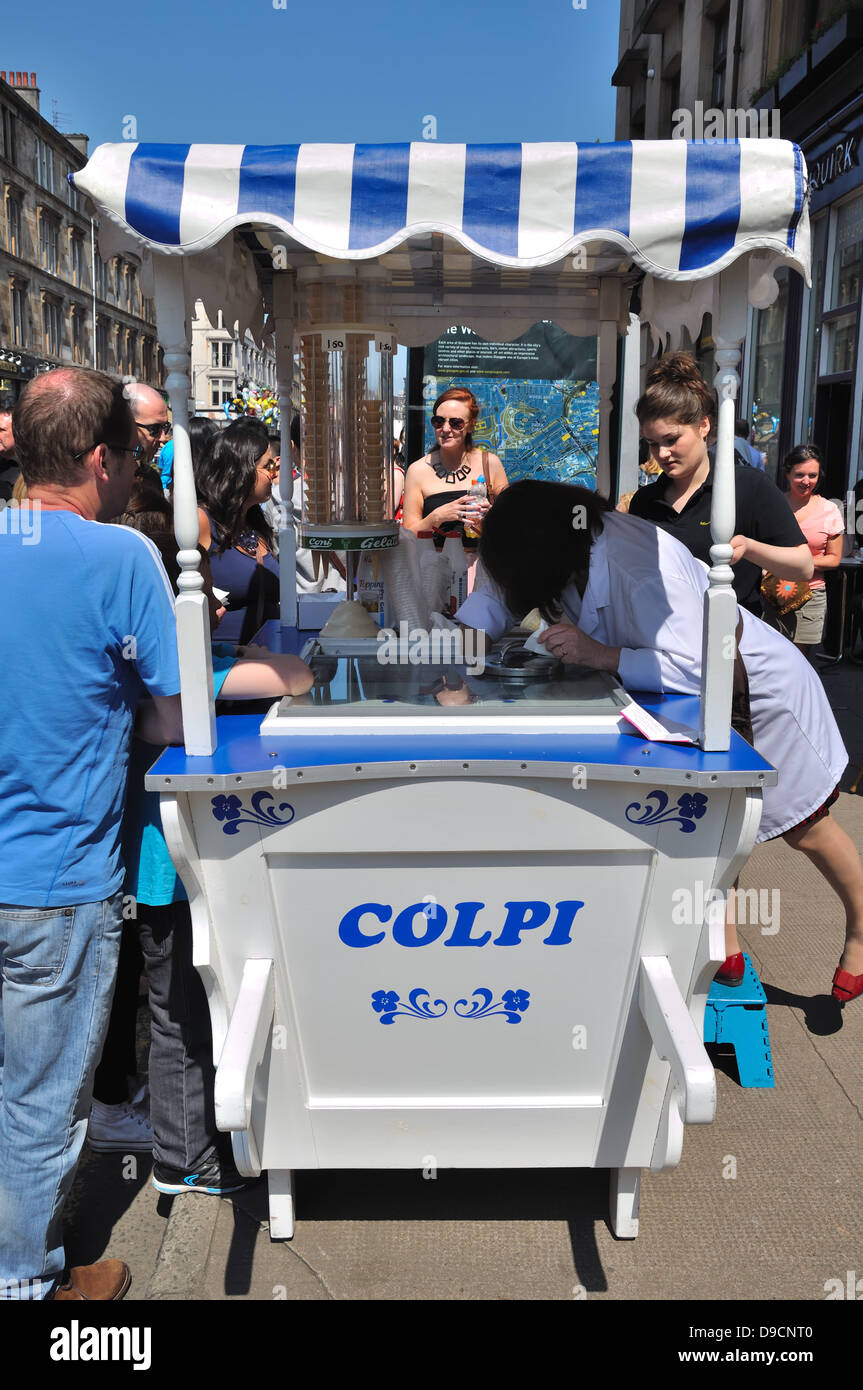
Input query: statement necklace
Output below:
<box><xmin>432</xmin><ymin>451</ymin><xmax>472</xmax><ymax>485</ymax></box>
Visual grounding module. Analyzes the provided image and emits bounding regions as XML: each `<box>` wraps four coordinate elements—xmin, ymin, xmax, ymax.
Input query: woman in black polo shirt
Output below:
<box><xmin>629</xmin><ymin>354</ymin><xmax>811</xmax><ymax>615</ymax></box>
<box><xmin>627</xmin><ymin>355</ymin><xmax>863</xmax><ymax>999</ymax></box>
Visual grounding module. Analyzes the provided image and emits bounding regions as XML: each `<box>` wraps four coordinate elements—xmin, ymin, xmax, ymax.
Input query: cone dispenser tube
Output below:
<box><xmin>297</xmin><ymin>274</ymin><xmax>397</xmax><ymax>552</ymax></box>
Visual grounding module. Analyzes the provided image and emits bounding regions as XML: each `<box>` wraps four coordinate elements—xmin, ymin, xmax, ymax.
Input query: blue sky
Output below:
<box><xmin>5</xmin><ymin>0</ymin><xmax>620</xmax><ymax>151</ymax></box>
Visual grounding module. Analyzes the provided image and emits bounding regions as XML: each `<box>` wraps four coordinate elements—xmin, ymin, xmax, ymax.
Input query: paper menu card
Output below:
<box><xmin>620</xmin><ymin>699</ymin><xmax>697</xmax><ymax>744</ymax></box>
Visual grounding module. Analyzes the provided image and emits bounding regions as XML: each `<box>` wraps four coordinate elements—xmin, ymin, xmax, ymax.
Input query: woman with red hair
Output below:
<box><xmin>402</xmin><ymin>387</ymin><xmax>507</xmax><ymax>545</ymax></box>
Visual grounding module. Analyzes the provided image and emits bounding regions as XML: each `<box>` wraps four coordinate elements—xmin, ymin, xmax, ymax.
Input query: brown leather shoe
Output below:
<box><xmin>53</xmin><ymin>1259</ymin><xmax>131</xmax><ymax>1301</ymax></box>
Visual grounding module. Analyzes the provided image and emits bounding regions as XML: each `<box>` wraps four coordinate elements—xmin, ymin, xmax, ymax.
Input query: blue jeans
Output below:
<box><xmin>0</xmin><ymin>894</ymin><xmax>123</xmax><ymax>1299</ymax></box>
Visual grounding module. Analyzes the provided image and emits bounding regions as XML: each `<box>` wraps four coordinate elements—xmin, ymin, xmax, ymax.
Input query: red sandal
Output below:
<box><xmin>714</xmin><ymin>952</ymin><xmax>745</xmax><ymax>987</ymax></box>
<box><xmin>832</xmin><ymin>967</ymin><xmax>863</xmax><ymax>1004</ymax></box>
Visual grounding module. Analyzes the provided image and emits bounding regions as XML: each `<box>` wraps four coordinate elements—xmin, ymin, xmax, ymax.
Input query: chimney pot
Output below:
<box><xmin>30</xmin><ymin>72</ymin><xmax>36</xmax><ymax>86</ymax></box>
<box><xmin>16</xmin><ymin>72</ymin><xmax>21</xmax><ymax>85</ymax></box>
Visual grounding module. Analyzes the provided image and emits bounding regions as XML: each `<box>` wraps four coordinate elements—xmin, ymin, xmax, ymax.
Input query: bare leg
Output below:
<box><xmin>783</xmin><ymin>815</ymin><xmax>863</xmax><ymax>975</ymax></box>
<box><xmin>725</xmin><ymin>883</ymin><xmax>741</xmax><ymax>958</ymax></box>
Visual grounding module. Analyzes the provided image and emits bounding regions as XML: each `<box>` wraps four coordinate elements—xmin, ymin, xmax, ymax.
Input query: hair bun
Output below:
<box><xmin>645</xmin><ymin>352</ymin><xmax>706</xmax><ymax>390</ymax></box>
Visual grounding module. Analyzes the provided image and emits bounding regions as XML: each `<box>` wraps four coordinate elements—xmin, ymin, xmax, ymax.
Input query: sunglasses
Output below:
<box><xmin>136</xmin><ymin>420</ymin><xmax>172</xmax><ymax>439</ymax></box>
<box><xmin>431</xmin><ymin>415</ymin><xmax>467</xmax><ymax>431</ymax></box>
<box><xmin>73</xmin><ymin>442</ymin><xmax>146</xmax><ymax>463</ymax></box>
<box><xmin>258</xmin><ymin>458</ymin><xmax>279</xmax><ymax>476</ymax></box>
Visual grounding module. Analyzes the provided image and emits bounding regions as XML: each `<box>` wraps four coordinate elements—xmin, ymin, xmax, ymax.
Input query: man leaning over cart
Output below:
<box><xmin>0</xmin><ymin>368</ymin><xmax>183</xmax><ymax>1300</ymax></box>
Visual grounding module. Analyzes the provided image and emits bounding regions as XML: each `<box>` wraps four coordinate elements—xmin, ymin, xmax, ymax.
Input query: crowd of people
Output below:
<box><xmin>0</xmin><ymin>354</ymin><xmax>861</xmax><ymax>1301</ymax></box>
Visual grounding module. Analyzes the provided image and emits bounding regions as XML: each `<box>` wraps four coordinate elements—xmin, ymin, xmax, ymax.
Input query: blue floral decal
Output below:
<box><xmin>211</xmin><ymin>790</ymin><xmax>295</xmax><ymax>835</ymax></box>
<box><xmin>371</xmin><ymin>988</ymin><xmax>530</xmax><ymax>1024</ymax></box>
<box><xmin>371</xmin><ymin>989</ymin><xmax>447</xmax><ymax>1024</ymax></box>
<box><xmin>454</xmin><ymin>988</ymin><xmax>531</xmax><ymax>1024</ymax></box>
<box><xmin>625</xmin><ymin>790</ymin><xmax>708</xmax><ymax>834</ymax></box>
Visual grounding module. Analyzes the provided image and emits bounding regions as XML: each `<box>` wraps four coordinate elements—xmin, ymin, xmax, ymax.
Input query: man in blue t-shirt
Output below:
<box><xmin>0</xmin><ymin>368</ymin><xmax>182</xmax><ymax>1301</ymax></box>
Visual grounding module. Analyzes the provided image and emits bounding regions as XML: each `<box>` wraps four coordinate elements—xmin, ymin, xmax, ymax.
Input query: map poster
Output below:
<box><xmin>415</xmin><ymin>322</ymin><xmax>599</xmax><ymax>487</ymax></box>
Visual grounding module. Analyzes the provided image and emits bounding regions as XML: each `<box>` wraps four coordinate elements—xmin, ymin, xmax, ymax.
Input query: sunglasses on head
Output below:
<box><xmin>431</xmin><ymin>415</ymin><xmax>467</xmax><ymax>431</ymax></box>
<box><xmin>136</xmin><ymin>420</ymin><xmax>172</xmax><ymax>439</ymax></box>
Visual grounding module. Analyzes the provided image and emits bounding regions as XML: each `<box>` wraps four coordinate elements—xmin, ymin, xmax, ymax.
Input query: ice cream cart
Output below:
<box><xmin>73</xmin><ymin>139</ymin><xmax>809</xmax><ymax>1238</ymax></box>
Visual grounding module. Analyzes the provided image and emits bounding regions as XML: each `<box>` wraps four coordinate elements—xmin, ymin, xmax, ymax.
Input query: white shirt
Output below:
<box><xmin>457</xmin><ymin>511</ymin><xmax>847</xmax><ymax>842</ymax></box>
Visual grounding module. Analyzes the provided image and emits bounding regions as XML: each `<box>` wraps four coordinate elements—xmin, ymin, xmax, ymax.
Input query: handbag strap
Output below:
<box><xmin>482</xmin><ymin>450</ymin><xmax>495</xmax><ymax>503</ymax></box>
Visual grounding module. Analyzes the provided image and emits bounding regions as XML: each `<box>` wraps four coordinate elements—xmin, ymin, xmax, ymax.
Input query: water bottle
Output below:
<box><xmin>463</xmin><ymin>475</ymin><xmax>487</xmax><ymax>540</ymax></box>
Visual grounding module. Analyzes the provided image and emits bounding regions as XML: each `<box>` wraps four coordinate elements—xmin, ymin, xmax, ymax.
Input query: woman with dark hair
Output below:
<box><xmin>457</xmin><ymin>478</ymin><xmax>863</xmax><ymax>1004</ymax></box>
<box><xmin>402</xmin><ymin>386</ymin><xmax>507</xmax><ymax>542</ymax></box>
<box><xmin>763</xmin><ymin>445</ymin><xmax>844</xmax><ymax>657</ymax></box>
<box><xmin>195</xmin><ymin>417</ymin><xmax>280</xmax><ymax>639</ymax></box>
<box><xmin>628</xmin><ymin>354</ymin><xmax>811</xmax><ymax>615</ymax></box>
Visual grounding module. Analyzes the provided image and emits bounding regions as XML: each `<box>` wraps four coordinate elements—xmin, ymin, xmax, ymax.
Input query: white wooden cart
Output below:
<box><xmin>74</xmin><ymin>140</ymin><xmax>808</xmax><ymax>1237</ymax></box>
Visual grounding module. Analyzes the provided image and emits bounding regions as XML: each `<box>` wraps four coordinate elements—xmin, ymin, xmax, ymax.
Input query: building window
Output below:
<box><xmin>6</xmin><ymin>192</ymin><xmax>21</xmax><ymax>256</ymax></box>
<box><xmin>39</xmin><ymin>212</ymin><xmax>59</xmax><ymax>274</ymax></box>
<box><xmin>801</xmin><ymin>213</ymin><xmax>828</xmax><ymax>438</ymax></box>
<box><xmin>221</xmin><ymin>342</ymin><xmax>232</xmax><ymax>368</ymax></box>
<box><xmin>66</xmin><ymin>167</ymin><xmax>80</xmax><ymax>211</ymax></box>
<box><xmin>711</xmin><ymin>5</ymin><xmax>729</xmax><ymax>110</ymax></box>
<box><xmin>142</xmin><ymin>336</ymin><xmax>154</xmax><ymax>380</ymax></box>
<box><xmin>211</xmin><ymin>380</ymin><xmax>233</xmax><ymax>406</ymax></box>
<box><xmin>1</xmin><ymin>107</ymin><xmax>17</xmax><ymax>165</ymax></box>
<box><xmin>42</xmin><ymin>296</ymin><xmax>61</xmax><ymax>357</ymax></box>
<box><xmin>750</xmin><ymin>268</ymin><xmax>789</xmax><ymax>480</ymax></box>
<box><xmin>35</xmin><ymin>136</ymin><xmax>55</xmax><ymax>193</ymax></box>
<box><xmin>95</xmin><ymin>254</ymin><xmax>107</xmax><ymax>300</ymax></box>
<box><xmin>10</xmin><ymin>280</ymin><xmax>25</xmax><ymax>346</ymax></box>
<box><xmin>821</xmin><ymin>192</ymin><xmax>863</xmax><ymax>377</ymax></box>
<box><xmin>70</xmin><ymin>231</ymin><xmax>84</xmax><ymax>287</ymax></box>
<box><xmin>96</xmin><ymin>318</ymin><xmax>108</xmax><ymax>371</ymax></box>
<box><xmin>126</xmin><ymin>330</ymin><xmax>137</xmax><ymax>376</ymax></box>
<box><xmin>114</xmin><ymin>322</ymin><xmax>123</xmax><ymax>369</ymax></box>
<box><xmin>71</xmin><ymin>307</ymin><xmax>84</xmax><ymax>364</ymax></box>
<box><xmin>125</xmin><ymin>265</ymin><xmax>137</xmax><ymax>312</ymax></box>
<box><xmin>113</xmin><ymin>258</ymin><xmax>124</xmax><ymax>303</ymax></box>
<box><xmin>211</xmin><ymin>341</ymin><xmax>220</xmax><ymax>368</ymax></box>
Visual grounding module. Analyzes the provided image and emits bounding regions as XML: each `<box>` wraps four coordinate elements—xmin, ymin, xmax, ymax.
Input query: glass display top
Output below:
<box><xmin>273</xmin><ymin>652</ymin><xmax>629</xmax><ymax>719</ymax></box>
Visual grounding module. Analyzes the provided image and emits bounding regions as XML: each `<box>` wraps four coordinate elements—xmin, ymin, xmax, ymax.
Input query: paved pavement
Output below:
<box><xmin>64</xmin><ymin>656</ymin><xmax>863</xmax><ymax>1304</ymax></box>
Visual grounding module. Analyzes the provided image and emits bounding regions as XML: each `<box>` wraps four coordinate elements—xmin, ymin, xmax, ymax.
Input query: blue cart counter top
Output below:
<box><xmin>146</xmin><ymin>690</ymin><xmax>776</xmax><ymax>792</ymax></box>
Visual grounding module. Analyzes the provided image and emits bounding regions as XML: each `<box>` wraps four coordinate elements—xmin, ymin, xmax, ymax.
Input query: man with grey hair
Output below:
<box><xmin>0</xmin><ymin>367</ymin><xmax>182</xmax><ymax>1300</ymax></box>
<box><xmin>125</xmin><ymin>379</ymin><xmax>171</xmax><ymax>469</ymax></box>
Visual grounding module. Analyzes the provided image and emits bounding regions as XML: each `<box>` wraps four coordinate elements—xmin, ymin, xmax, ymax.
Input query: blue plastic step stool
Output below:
<box><xmin>704</xmin><ymin>953</ymin><xmax>774</xmax><ymax>1088</ymax></box>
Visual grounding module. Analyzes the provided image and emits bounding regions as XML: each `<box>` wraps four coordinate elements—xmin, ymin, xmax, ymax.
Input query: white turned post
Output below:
<box><xmin>699</xmin><ymin>260</ymin><xmax>747</xmax><ymax>752</ymax></box>
<box><xmin>617</xmin><ymin>312</ymin><xmax>643</xmax><ymax>502</ymax></box>
<box><xmin>273</xmin><ymin>273</ymin><xmax>297</xmax><ymax>628</ymax></box>
<box><xmin>153</xmin><ymin>254</ymin><xmax>217</xmax><ymax>755</ymax></box>
<box><xmin>596</xmin><ymin>279</ymin><xmax>620</xmax><ymax>498</ymax></box>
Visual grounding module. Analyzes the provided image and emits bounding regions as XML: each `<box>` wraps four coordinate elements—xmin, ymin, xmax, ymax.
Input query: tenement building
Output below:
<box><xmin>613</xmin><ymin>1</ymin><xmax>863</xmax><ymax>502</ymax></box>
<box><xmin>0</xmin><ymin>70</ymin><xmax>162</xmax><ymax>401</ymax></box>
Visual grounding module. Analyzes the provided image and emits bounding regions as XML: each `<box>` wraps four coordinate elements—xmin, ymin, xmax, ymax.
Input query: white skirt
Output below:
<box><xmin>739</xmin><ymin>609</ymin><xmax>847</xmax><ymax>842</ymax></box>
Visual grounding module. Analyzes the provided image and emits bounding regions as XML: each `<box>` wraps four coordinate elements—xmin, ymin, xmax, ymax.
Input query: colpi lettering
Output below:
<box><xmin>338</xmin><ymin>899</ymin><xmax>585</xmax><ymax>948</ymax></box>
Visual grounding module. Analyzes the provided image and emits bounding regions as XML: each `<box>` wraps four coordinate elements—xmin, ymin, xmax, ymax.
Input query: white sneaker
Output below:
<box><xmin>87</xmin><ymin>1087</ymin><xmax>154</xmax><ymax>1153</ymax></box>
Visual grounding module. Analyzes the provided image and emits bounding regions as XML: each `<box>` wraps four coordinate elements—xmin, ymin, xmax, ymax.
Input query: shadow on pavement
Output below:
<box><xmin>63</xmin><ymin>1146</ymin><xmax>154</xmax><ymax>1267</ymax></box>
<box><xmin>762</xmin><ymin>982</ymin><xmax>846</xmax><ymax>1036</ymax></box>
<box><xmin>227</xmin><ymin>1167</ymin><xmax>612</xmax><ymax>1293</ymax></box>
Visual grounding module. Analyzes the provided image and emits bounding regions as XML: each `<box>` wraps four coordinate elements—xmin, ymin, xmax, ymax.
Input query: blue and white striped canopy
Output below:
<box><xmin>73</xmin><ymin>140</ymin><xmax>809</xmax><ymax>282</ymax></box>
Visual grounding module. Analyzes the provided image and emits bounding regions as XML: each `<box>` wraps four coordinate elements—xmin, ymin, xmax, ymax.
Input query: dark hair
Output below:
<box><xmin>432</xmin><ymin>386</ymin><xmax>479</xmax><ymax>452</ymax></box>
<box><xmin>636</xmin><ymin>352</ymin><xmax>717</xmax><ymax>434</ymax></box>
<box><xmin>290</xmin><ymin>413</ymin><xmax>301</xmax><ymax>450</ymax></box>
<box><xmin>115</xmin><ymin>477</ymin><xmax>219</xmax><ymax>625</ymax></box>
<box><xmin>479</xmin><ymin>479</ymin><xmax>611</xmax><ymax>623</ymax></box>
<box><xmin>193</xmin><ymin>416</ymin><xmax>273</xmax><ymax>552</ymax></box>
<box><xmin>188</xmin><ymin>416</ymin><xmax>219</xmax><ymax>472</ymax></box>
<box><xmin>783</xmin><ymin>443</ymin><xmax>824</xmax><ymax>490</ymax></box>
<box><xmin>14</xmin><ymin>367</ymin><xmax>133</xmax><ymax>486</ymax></box>
<box><xmin>734</xmin><ymin>417</ymin><xmax>751</xmax><ymax>438</ymax></box>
